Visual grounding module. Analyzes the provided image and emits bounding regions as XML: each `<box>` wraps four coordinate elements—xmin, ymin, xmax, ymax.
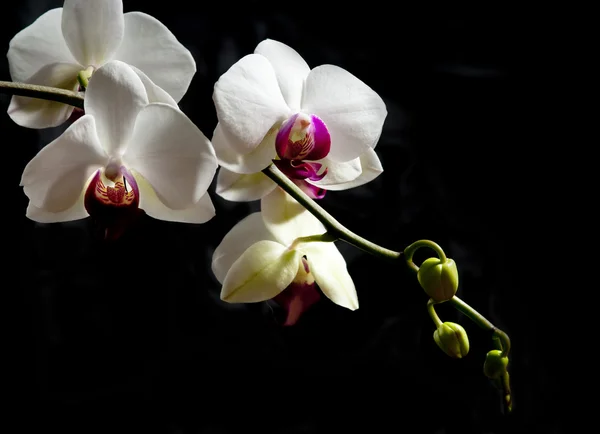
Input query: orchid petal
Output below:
<box><xmin>20</xmin><ymin>115</ymin><xmax>106</xmax><ymax>212</ymax></box>
<box><xmin>302</xmin><ymin>65</ymin><xmax>387</xmax><ymax>162</ymax></box>
<box><xmin>302</xmin><ymin>243</ymin><xmax>358</xmax><ymax>310</ymax></box>
<box><xmin>213</xmin><ymin>53</ymin><xmax>291</xmax><ymax>155</ymax></box>
<box><xmin>61</xmin><ymin>0</ymin><xmax>124</xmax><ymax>67</ymax></box>
<box><xmin>113</xmin><ymin>12</ymin><xmax>196</xmax><ymax>102</ymax></box>
<box><xmin>25</xmin><ymin>188</ymin><xmax>88</xmax><ymax>223</ymax></box>
<box><xmin>129</xmin><ymin>65</ymin><xmax>178</xmax><ymax>107</ymax></box>
<box><xmin>221</xmin><ymin>240</ymin><xmax>302</xmax><ymax>303</ymax></box>
<box><xmin>272</xmin><ymin>160</ymin><xmax>325</xmax><ymax>181</ymax></box>
<box><xmin>254</xmin><ymin>39</ymin><xmax>310</xmax><ymax>111</ymax></box>
<box><xmin>132</xmin><ymin>170</ymin><xmax>215</xmax><ymax>224</ymax></box>
<box><xmin>7</xmin><ymin>8</ymin><xmax>78</xmax><ymax>82</ymax></box>
<box><xmin>311</xmin><ymin>148</ymin><xmax>383</xmax><ymax>191</ymax></box>
<box><xmin>123</xmin><ymin>103</ymin><xmax>217</xmax><ymax>210</ymax></box>
<box><xmin>212</xmin><ymin>212</ymin><xmax>278</xmax><ymax>284</ymax></box>
<box><xmin>212</xmin><ymin>123</ymin><xmax>277</xmax><ymax>174</ymax></box>
<box><xmin>305</xmin><ymin>157</ymin><xmax>361</xmax><ymax>188</ymax></box>
<box><xmin>85</xmin><ymin>60</ymin><xmax>148</xmax><ymax>155</ymax></box>
<box><xmin>7</xmin><ymin>62</ymin><xmax>80</xmax><ymax>129</ymax></box>
<box><xmin>261</xmin><ymin>187</ymin><xmax>326</xmax><ymax>246</ymax></box>
<box><xmin>294</xmin><ymin>180</ymin><xmax>326</xmax><ymax>199</ymax></box>
<box><xmin>216</xmin><ymin>168</ymin><xmax>277</xmax><ymax>202</ymax></box>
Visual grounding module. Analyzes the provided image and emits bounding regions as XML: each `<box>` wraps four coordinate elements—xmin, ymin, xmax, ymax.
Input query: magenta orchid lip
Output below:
<box><xmin>83</xmin><ymin>166</ymin><xmax>142</xmax><ymax>239</ymax></box>
<box><xmin>275</xmin><ymin>112</ymin><xmax>331</xmax><ymax>161</ymax></box>
<box><xmin>273</xmin><ymin>112</ymin><xmax>332</xmax><ymax>197</ymax></box>
<box><xmin>84</xmin><ymin>166</ymin><xmax>140</xmax><ymax>213</ymax></box>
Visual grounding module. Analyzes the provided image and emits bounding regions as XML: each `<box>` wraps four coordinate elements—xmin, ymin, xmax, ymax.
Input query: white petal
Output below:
<box><xmin>221</xmin><ymin>240</ymin><xmax>302</xmax><ymax>303</ymax></box>
<box><xmin>306</xmin><ymin>157</ymin><xmax>362</xmax><ymax>189</ymax></box>
<box><xmin>132</xmin><ymin>170</ymin><xmax>215</xmax><ymax>224</ymax></box>
<box><xmin>20</xmin><ymin>115</ymin><xmax>106</xmax><ymax>212</ymax></box>
<box><xmin>261</xmin><ymin>187</ymin><xmax>326</xmax><ymax>246</ymax></box>
<box><xmin>216</xmin><ymin>168</ymin><xmax>276</xmax><ymax>202</ymax></box>
<box><xmin>213</xmin><ymin>123</ymin><xmax>277</xmax><ymax>174</ymax></box>
<box><xmin>315</xmin><ymin>148</ymin><xmax>383</xmax><ymax>191</ymax></box>
<box><xmin>213</xmin><ymin>53</ymin><xmax>291</xmax><ymax>155</ymax></box>
<box><xmin>7</xmin><ymin>62</ymin><xmax>81</xmax><ymax>129</ymax></box>
<box><xmin>85</xmin><ymin>60</ymin><xmax>148</xmax><ymax>155</ymax></box>
<box><xmin>25</xmin><ymin>189</ymin><xmax>88</xmax><ymax>223</ymax></box>
<box><xmin>7</xmin><ymin>8</ymin><xmax>78</xmax><ymax>82</ymax></box>
<box><xmin>302</xmin><ymin>65</ymin><xmax>387</xmax><ymax>162</ymax></box>
<box><xmin>129</xmin><ymin>66</ymin><xmax>178</xmax><ymax>107</ymax></box>
<box><xmin>61</xmin><ymin>0</ymin><xmax>124</xmax><ymax>67</ymax></box>
<box><xmin>113</xmin><ymin>12</ymin><xmax>196</xmax><ymax>102</ymax></box>
<box><xmin>303</xmin><ymin>242</ymin><xmax>358</xmax><ymax>310</ymax></box>
<box><xmin>212</xmin><ymin>212</ymin><xmax>278</xmax><ymax>284</ymax></box>
<box><xmin>254</xmin><ymin>39</ymin><xmax>310</xmax><ymax>111</ymax></box>
<box><xmin>123</xmin><ymin>103</ymin><xmax>217</xmax><ymax>210</ymax></box>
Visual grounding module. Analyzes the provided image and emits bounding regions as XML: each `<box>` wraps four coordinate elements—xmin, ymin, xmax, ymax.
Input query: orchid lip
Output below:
<box><xmin>275</xmin><ymin>113</ymin><xmax>331</xmax><ymax>161</ymax></box>
<box><xmin>272</xmin><ymin>159</ymin><xmax>327</xmax><ymax>181</ymax></box>
<box><xmin>84</xmin><ymin>166</ymin><xmax>139</xmax><ymax>212</ymax></box>
<box><xmin>84</xmin><ymin>166</ymin><xmax>142</xmax><ymax>240</ymax></box>
<box><xmin>272</xmin><ymin>257</ymin><xmax>321</xmax><ymax>326</ymax></box>
<box><xmin>293</xmin><ymin>179</ymin><xmax>327</xmax><ymax>199</ymax></box>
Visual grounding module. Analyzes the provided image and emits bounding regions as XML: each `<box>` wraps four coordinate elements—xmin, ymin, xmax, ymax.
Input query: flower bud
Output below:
<box><xmin>433</xmin><ymin>322</ymin><xmax>470</xmax><ymax>359</ymax></box>
<box><xmin>483</xmin><ymin>349</ymin><xmax>509</xmax><ymax>379</ymax></box>
<box><xmin>417</xmin><ymin>257</ymin><xmax>459</xmax><ymax>302</ymax></box>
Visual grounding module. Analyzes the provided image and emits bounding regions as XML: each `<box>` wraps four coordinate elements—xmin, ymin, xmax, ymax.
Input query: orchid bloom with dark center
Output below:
<box><xmin>20</xmin><ymin>60</ymin><xmax>218</xmax><ymax>238</ymax></box>
<box><xmin>212</xmin><ymin>188</ymin><xmax>358</xmax><ymax>326</ymax></box>
<box><xmin>212</xmin><ymin>39</ymin><xmax>387</xmax><ymax>203</ymax></box>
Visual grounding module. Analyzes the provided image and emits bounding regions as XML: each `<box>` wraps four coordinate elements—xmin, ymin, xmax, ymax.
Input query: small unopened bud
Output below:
<box><xmin>433</xmin><ymin>322</ymin><xmax>470</xmax><ymax>359</ymax></box>
<box><xmin>483</xmin><ymin>349</ymin><xmax>509</xmax><ymax>379</ymax></box>
<box><xmin>417</xmin><ymin>257</ymin><xmax>459</xmax><ymax>302</ymax></box>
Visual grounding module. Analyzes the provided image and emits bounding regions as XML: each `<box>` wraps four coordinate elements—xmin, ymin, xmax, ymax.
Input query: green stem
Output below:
<box><xmin>289</xmin><ymin>232</ymin><xmax>337</xmax><ymax>250</ymax></box>
<box><xmin>449</xmin><ymin>296</ymin><xmax>511</xmax><ymax>357</ymax></box>
<box><xmin>449</xmin><ymin>296</ymin><xmax>494</xmax><ymax>330</ymax></box>
<box><xmin>493</xmin><ymin>329</ymin><xmax>512</xmax><ymax>358</ymax></box>
<box><xmin>500</xmin><ymin>371</ymin><xmax>513</xmax><ymax>413</ymax></box>
<box><xmin>264</xmin><ymin>163</ymin><xmax>509</xmax><ymax>347</ymax></box>
<box><xmin>427</xmin><ymin>298</ymin><xmax>443</xmax><ymax>328</ymax></box>
<box><xmin>264</xmin><ymin>164</ymin><xmax>511</xmax><ymax>353</ymax></box>
<box><xmin>263</xmin><ymin>163</ymin><xmax>402</xmax><ymax>261</ymax></box>
<box><xmin>0</xmin><ymin>80</ymin><xmax>84</xmax><ymax>109</ymax></box>
<box><xmin>404</xmin><ymin>239</ymin><xmax>448</xmax><ymax>272</ymax></box>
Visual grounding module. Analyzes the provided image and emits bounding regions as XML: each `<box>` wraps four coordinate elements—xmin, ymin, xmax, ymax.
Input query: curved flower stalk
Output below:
<box><xmin>212</xmin><ymin>188</ymin><xmax>357</xmax><ymax>325</ymax></box>
<box><xmin>212</xmin><ymin>39</ymin><xmax>386</xmax><ymax>202</ymax></box>
<box><xmin>7</xmin><ymin>0</ymin><xmax>195</xmax><ymax>128</ymax></box>
<box><xmin>20</xmin><ymin>60</ymin><xmax>217</xmax><ymax>239</ymax></box>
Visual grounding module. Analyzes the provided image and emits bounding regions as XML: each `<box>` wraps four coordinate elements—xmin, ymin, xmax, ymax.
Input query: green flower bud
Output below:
<box><xmin>417</xmin><ymin>257</ymin><xmax>459</xmax><ymax>302</ymax></box>
<box><xmin>483</xmin><ymin>349</ymin><xmax>509</xmax><ymax>379</ymax></box>
<box><xmin>433</xmin><ymin>322</ymin><xmax>469</xmax><ymax>359</ymax></box>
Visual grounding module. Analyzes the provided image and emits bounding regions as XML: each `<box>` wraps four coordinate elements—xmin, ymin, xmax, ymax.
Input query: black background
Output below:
<box><xmin>4</xmin><ymin>1</ymin><xmax>567</xmax><ymax>433</ymax></box>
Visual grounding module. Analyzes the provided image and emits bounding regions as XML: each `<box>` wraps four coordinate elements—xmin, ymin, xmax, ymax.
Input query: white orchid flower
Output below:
<box><xmin>212</xmin><ymin>38</ymin><xmax>387</xmax><ymax>202</ymax></box>
<box><xmin>20</xmin><ymin>60</ymin><xmax>218</xmax><ymax>239</ymax></box>
<box><xmin>212</xmin><ymin>188</ymin><xmax>358</xmax><ymax>325</ymax></box>
<box><xmin>7</xmin><ymin>0</ymin><xmax>195</xmax><ymax>128</ymax></box>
